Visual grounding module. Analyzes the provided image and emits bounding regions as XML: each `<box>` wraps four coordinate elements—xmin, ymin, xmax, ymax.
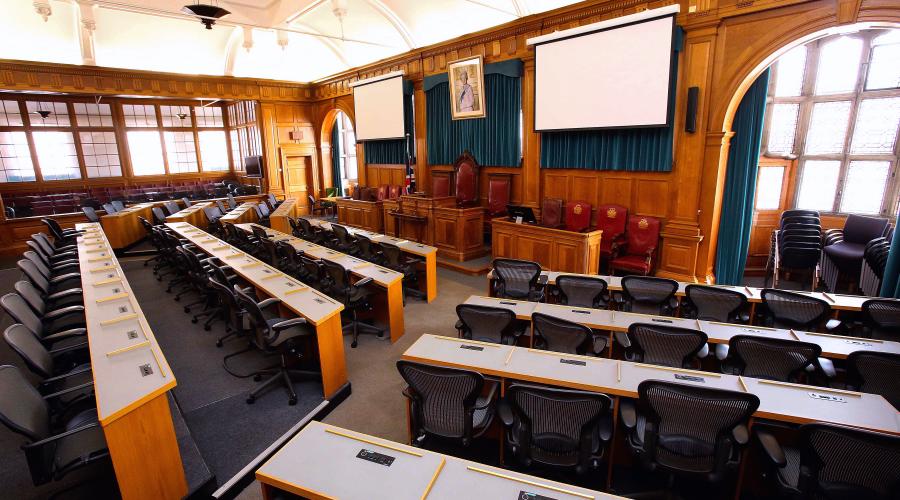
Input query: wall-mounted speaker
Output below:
<box><xmin>685</xmin><ymin>86</ymin><xmax>699</xmax><ymax>133</ymax></box>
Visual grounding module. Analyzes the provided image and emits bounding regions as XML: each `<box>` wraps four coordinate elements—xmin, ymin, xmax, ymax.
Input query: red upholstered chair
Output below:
<box><xmin>487</xmin><ymin>175</ymin><xmax>511</xmax><ymax>217</ymax></box>
<box><xmin>541</xmin><ymin>198</ymin><xmax>564</xmax><ymax>228</ymax></box>
<box><xmin>596</xmin><ymin>204</ymin><xmax>628</xmax><ymax>271</ymax></box>
<box><xmin>363</xmin><ymin>187</ymin><xmax>378</xmax><ymax>202</ymax></box>
<box><xmin>389</xmin><ymin>184</ymin><xmax>401</xmax><ymax>199</ymax></box>
<box><xmin>453</xmin><ymin>151</ymin><xmax>480</xmax><ymax>207</ymax></box>
<box><xmin>433</xmin><ymin>176</ymin><xmax>451</xmax><ymax>198</ymax></box>
<box><xmin>565</xmin><ymin>200</ymin><xmax>592</xmax><ymax>232</ymax></box>
<box><xmin>609</xmin><ymin>215</ymin><xmax>662</xmax><ymax>276</ymax></box>
<box><xmin>376</xmin><ymin>185</ymin><xmax>388</xmax><ymax>201</ymax></box>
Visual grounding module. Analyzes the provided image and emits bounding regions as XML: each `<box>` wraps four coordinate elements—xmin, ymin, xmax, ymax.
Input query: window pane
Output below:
<box><xmin>0</xmin><ymin>100</ymin><xmax>23</xmax><ymax>126</ymax></box>
<box><xmin>160</xmin><ymin>105</ymin><xmax>193</xmax><ymax>127</ymax></box>
<box><xmin>767</xmin><ymin>103</ymin><xmax>800</xmax><ymax>155</ymax></box>
<box><xmin>0</xmin><ymin>131</ymin><xmax>35</xmax><ymax>182</ymax></box>
<box><xmin>198</xmin><ymin>131</ymin><xmax>229</xmax><ymax>171</ymax></box>
<box><xmin>230</xmin><ymin>129</ymin><xmax>242</xmax><ymax>171</ymax></box>
<box><xmin>755</xmin><ymin>166</ymin><xmax>785</xmax><ymax>210</ymax></box>
<box><xmin>26</xmin><ymin>102</ymin><xmax>70</xmax><ymax>127</ymax></box>
<box><xmin>127</xmin><ymin>131</ymin><xmax>165</xmax><ymax>175</ymax></box>
<box><xmin>774</xmin><ymin>46</ymin><xmax>807</xmax><ymax>97</ymax></box>
<box><xmin>866</xmin><ymin>31</ymin><xmax>900</xmax><ymax>90</ymax></box>
<box><xmin>122</xmin><ymin>104</ymin><xmax>157</xmax><ymax>127</ymax></box>
<box><xmin>815</xmin><ymin>37</ymin><xmax>862</xmax><ymax>95</ymax></box>
<box><xmin>850</xmin><ymin>97</ymin><xmax>900</xmax><ymax>155</ymax></box>
<box><xmin>804</xmin><ymin>101</ymin><xmax>851</xmax><ymax>154</ymax></box>
<box><xmin>840</xmin><ymin>161</ymin><xmax>890</xmax><ymax>214</ymax></box>
<box><xmin>195</xmin><ymin>106</ymin><xmax>223</xmax><ymax>127</ymax></box>
<box><xmin>32</xmin><ymin>131</ymin><xmax>80</xmax><ymax>180</ymax></box>
<box><xmin>80</xmin><ymin>131</ymin><xmax>122</xmax><ymax>178</ymax></box>
<box><xmin>163</xmin><ymin>131</ymin><xmax>198</xmax><ymax>173</ymax></box>
<box><xmin>796</xmin><ymin>160</ymin><xmax>840</xmax><ymax>211</ymax></box>
<box><xmin>74</xmin><ymin>103</ymin><xmax>113</xmax><ymax>127</ymax></box>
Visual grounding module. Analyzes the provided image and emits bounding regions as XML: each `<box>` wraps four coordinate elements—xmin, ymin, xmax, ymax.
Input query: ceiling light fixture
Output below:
<box><xmin>181</xmin><ymin>2</ymin><xmax>230</xmax><ymax>30</ymax></box>
<box><xmin>176</xmin><ymin>112</ymin><xmax>188</xmax><ymax>120</ymax></box>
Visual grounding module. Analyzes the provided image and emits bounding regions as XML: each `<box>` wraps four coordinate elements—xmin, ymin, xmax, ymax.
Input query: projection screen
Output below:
<box><xmin>352</xmin><ymin>73</ymin><xmax>406</xmax><ymax>141</ymax></box>
<box><xmin>530</xmin><ymin>9</ymin><xmax>677</xmax><ymax>131</ymax></box>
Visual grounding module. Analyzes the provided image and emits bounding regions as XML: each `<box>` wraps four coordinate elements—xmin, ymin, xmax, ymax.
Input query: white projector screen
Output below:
<box><xmin>534</xmin><ymin>15</ymin><xmax>675</xmax><ymax>131</ymax></box>
<box><xmin>353</xmin><ymin>75</ymin><xmax>406</xmax><ymax>141</ymax></box>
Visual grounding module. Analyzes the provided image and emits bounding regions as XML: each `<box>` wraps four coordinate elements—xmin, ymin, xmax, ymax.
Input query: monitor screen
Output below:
<box><xmin>244</xmin><ymin>156</ymin><xmax>263</xmax><ymax>178</ymax></box>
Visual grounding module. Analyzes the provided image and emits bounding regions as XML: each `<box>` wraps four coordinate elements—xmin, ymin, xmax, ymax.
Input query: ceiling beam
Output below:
<box><xmin>461</xmin><ymin>0</ymin><xmax>519</xmax><ymax>17</ymax></box>
<box><xmin>510</xmin><ymin>0</ymin><xmax>529</xmax><ymax>17</ymax></box>
<box><xmin>293</xmin><ymin>21</ymin><xmax>351</xmax><ymax>68</ymax></box>
<box><xmin>364</xmin><ymin>0</ymin><xmax>416</xmax><ymax>49</ymax></box>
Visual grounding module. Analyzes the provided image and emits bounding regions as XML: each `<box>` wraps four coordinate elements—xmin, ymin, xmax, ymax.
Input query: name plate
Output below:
<box><xmin>460</xmin><ymin>344</ymin><xmax>484</xmax><ymax>351</ymax></box>
<box><xmin>571</xmin><ymin>309</ymin><xmax>590</xmax><ymax>315</ymax></box>
<box><xmin>356</xmin><ymin>449</ymin><xmax>395</xmax><ymax>467</ymax></box>
<box><xmin>520</xmin><ymin>492</ymin><xmax>557</xmax><ymax>500</ymax></box>
<box><xmin>808</xmin><ymin>392</ymin><xmax>846</xmax><ymax>403</ymax></box>
<box><xmin>499</xmin><ymin>301</ymin><xmax>518</xmax><ymax>306</ymax></box>
<box><xmin>651</xmin><ymin>318</ymin><xmax>673</xmax><ymax>324</ymax></box>
<box><xmin>559</xmin><ymin>358</ymin><xmax>587</xmax><ymax>366</ymax></box>
<box><xmin>674</xmin><ymin>374</ymin><xmax>705</xmax><ymax>383</ymax></box>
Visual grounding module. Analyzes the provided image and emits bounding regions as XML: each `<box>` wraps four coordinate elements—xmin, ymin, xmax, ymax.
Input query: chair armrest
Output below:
<box><xmin>23</xmin><ymin>421</ymin><xmax>101</xmax><ymax>450</ymax></box>
<box><xmin>48</xmin><ymin>341</ymin><xmax>89</xmax><ymax>356</ymax></box>
<box><xmin>41</xmin><ymin>381</ymin><xmax>94</xmax><ymax>401</ymax></box>
<box><xmin>732</xmin><ymin>424</ymin><xmax>749</xmax><ymax>446</ymax></box>
<box><xmin>46</xmin><ymin>288</ymin><xmax>83</xmax><ymax>301</ymax></box>
<box><xmin>49</xmin><ymin>259</ymin><xmax>80</xmax><ymax>268</ymax></box>
<box><xmin>755</xmin><ymin>429</ymin><xmax>787</xmax><ymax>468</ymax></box>
<box><xmin>592</xmin><ymin>335</ymin><xmax>607</xmax><ymax>356</ymax></box>
<box><xmin>497</xmin><ymin>399</ymin><xmax>514</xmax><ymax>426</ymax></box>
<box><xmin>825</xmin><ymin>319</ymin><xmax>843</xmax><ymax>332</ymax></box>
<box><xmin>619</xmin><ymin>400</ymin><xmax>637</xmax><ymax>429</ymax></box>
<box><xmin>401</xmin><ymin>386</ymin><xmax>415</xmax><ymax>401</ymax></box>
<box><xmin>41</xmin><ymin>365</ymin><xmax>92</xmax><ymax>384</ymax></box>
<box><xmin>475</xmin><ymin>380</ymin><xmax>499</xmax><ymax>410</ymax></box>
<box><xmin>49</xmin><ymin>250</ymin><xmax>78</xmax><ymax>259</ymax></box>
<box><xmin>41</xmin><ymin>328</ymin><xmax>87</xmax><ymax>344</ymax></box>
<box><xmin>257</xmin><ymin>297</ymin><xmax>282</xmax><ymax>310</ymax></box>
<box><xmin>271</xmin><ymin>317</ymin><xmax>307</xmax><ymax>331</ymax></box>
<box><xmin>598</xmin><ymin>414</ymin><xmax>614</xmax><ymax>442</ymax></box>
<box><xmin>50</xmin><ymin>272</ymin><xmax>81</xmax><ymax>284</ymax></box>
<box><xmin>816</xmin><ymin>357</ymin><xmax>836</xmax><ymax>378</ymax></box>
<box><xmin>43</xmin><ymin>305</ymin><xmax>86</xmax><ymax>321</ymax></box>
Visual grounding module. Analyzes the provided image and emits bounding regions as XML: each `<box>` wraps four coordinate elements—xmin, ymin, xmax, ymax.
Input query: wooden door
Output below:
<box><xmin>745</xmin><ymin>157</ymin><xmax>795</xmax><ymax>274</ymax></box>
<box><xmin>281</xmin><ymin>154</ymin><xmax>310</xmax><ymax>205</ymax></box>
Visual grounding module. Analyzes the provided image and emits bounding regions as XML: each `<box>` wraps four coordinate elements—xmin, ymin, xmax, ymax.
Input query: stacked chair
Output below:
<box><xmin>821</xmin><ymin>214</ymin><xmax>889</xmax><ymax>292</ymax></box>
<box><xmin>860</xmin><ymin>236</ymin><xmax>891</xmax><ymax>297</ymax></box>
<box><xmin>765</xmin><ymin>209</ymin><xmax>821</xmax><ymax>290</ymax></box>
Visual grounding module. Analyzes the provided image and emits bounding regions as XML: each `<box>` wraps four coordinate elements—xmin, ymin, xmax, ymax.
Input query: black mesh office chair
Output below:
<box><xmin>396</xmin><ymin>360</ymin><xmax>497</xmax><ymax>448</ymax></box>
<box><xmin>321</xmin><ymin>260</ymin><xmax>383</xmax><ymax>348</ymax></box>
<box><xmin>755</xmin><ymin>423</ymin><xmax>900</xmax><ymax>499</ymax></box>
<box><xmin>296</xmin><ymin>217</ymin><xmax>326</xmax><ymax>244</ymax></box>
<box><xmin>492</xmin><ymin>258</ymin><xmax>545</xmax><ymax>302</ymax></box>
<box><xmin>859</xmin><ymin>299</ymin><xmax>900</xmax><ymax>341</ymax></box>
<box><xmin>163</xmin><ymin>201</ymin><xmax>180</xmax><ymax>216</ymax></box>
<box><xmin>721</xmin><ymin>335</ymin><xmax>821</xmax><ymax>382</ymax></box>
<box><xmin>331</xmin><ymin>224</ymin><xmax>358</xmax><ymax>255</ymax></box>
<box><xmin>254</xmin><ymin>203</ymin><xmax>271</xmax><ymax>227</ymax></box>
<box><xmin>233</xmin><ymin>286</ymin><xmax>319</xmax><ymax>405</ymax></box>
<box><xmin>3</xmin><ymin>324</ymin><xmax>92</xmax><ymax>404</ymax></box>
<box><xmin>138</xmin><ymin>216</ymin><xmax>163</xmax><ymax>269</ymax></box>
<box><xmin>759</xmin><ymin>289</ymin><xmax>830</xmax><ymax>331</ymax></box>
<box><xmin>111</xmin><ymin>200</ymin><xmax>125</xmax><ymax>212</ymax></box>
<box><xmin>846</xmin><ymin>351</ymin><xmax>900</xmax><ymax>410</ymax></box>
<box><xmin>227</xmin><ymin>193</ymin><xmax>237</xmax><ymax>210</ymax></box>
<box><xmin>553</xmin><ymin>275</ymin><xmax>609</xmax><ymax>309</ymax></box>
<box><xmin>498</xmin><ymin>383</ymin><xmax>613</xmax><ymax>475</ymax></box>
<box><xmin>619</xmin><ymin>381</ymin><xmax>759</xmax><ymax>496</ymax></box>
<box><xmin>267</xmin><ymin>193</ymin><xmax>283</xmax><ymax>210</ymax></box>
<box><xmin>617</xmin><ymin>275</ymin><xmax>679</xmax><ymax>315</ymax></box>
<box><xmin>532</xmin><ymin>312</ymin><xmax>606</xmax><ymax>356</ymax></box>
<box><xmin>101</xmin><ymin>203</ymin><xmax>117</xmax><ymax>214</ymax></box>
<box><xmin>81</xmin><ymin>206</ymin><xmax>100</xmax><ymax>223</ymax></box>
<box><xmin>621</xmin><ymin>323</ymin><xmax>708</xmax><ymax>368</ymax></box>
<box><xmin>1</xmin><ymin>293</ymin><xmax>85</xmax><ymax>348</ymax></box>
<box><xmin>276</xmin><ymin>241</ymin><xmax>303</xmax><ymax>278</ymax></box>
<box><xmin>682</xmin><ymin>285</ymin><xmax>748</xmax><ymax>323</ymax></box>
<box><xmin>288</xmin><ymin>217</ymin><xmax>303</xmax><ymax>238</ymax></box>
<box><xmin>356</xmin><ymin>234</ymin><xmax>385</xmax><ymax>266</ymax></box>
<box><xmin>300</xmin><ymin>254</ymin><xmax>328</xmax><ymax>291</ymax></box>
<box><xmin>0</xmin><ymin>364</ymin><xmax>109</xmax><ymax>486</ymax></box>
<box><xmin>380</xmin><ymin>241</ymin><xmax>426</xmax><ymax>301</ymax></box>
<box><xmin>151</xmin><ymin>206</ymin><xmax>168</xmax><ymax>225</ymax></box>
<box><xmin>454</xmin><ymin>304</ymin><xmax>519</xmax><ymax>345</ymax></box>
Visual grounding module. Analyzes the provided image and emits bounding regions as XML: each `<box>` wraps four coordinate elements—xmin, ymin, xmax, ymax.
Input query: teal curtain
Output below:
<box><xmin>879</xmin><ymin>209</ymin><xmax>900</xmax><ymax>297</ymax></box>
<box><xmin>425</xmin><ymin>60</ymin><xmax>523</xmax><ymax>167</ymax></box>
<box><xmin>713</xmin><ymin>69</ymin><xmax>771</xmax><ymax>285</ymax></box>
<box><xmin>540</xmin><ymin>27</ymin><xmax>683</xmax><ymax>172</ymax></box>
<box><xmin>330</xmin><ymin>121</ymin><xmax>343</xmax><ymax>196</ymax></box>
<box><xmin>363</xmin><ymin>80</ymin><xmax>414</xmax><ymax>164</ymax></box>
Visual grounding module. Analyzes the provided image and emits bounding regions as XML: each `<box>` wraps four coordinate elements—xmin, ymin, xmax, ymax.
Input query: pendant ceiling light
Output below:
<box><xmin>181</xmin><ymin>2</ymin><xmax>230</xmax><ymax>30</ymax></box>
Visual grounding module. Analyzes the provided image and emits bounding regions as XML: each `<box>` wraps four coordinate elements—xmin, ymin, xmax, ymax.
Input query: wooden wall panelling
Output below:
<box><xmin>260</xmin><ymin>101</ymin><xmax>317</xmax><ymax>197</ymax></box>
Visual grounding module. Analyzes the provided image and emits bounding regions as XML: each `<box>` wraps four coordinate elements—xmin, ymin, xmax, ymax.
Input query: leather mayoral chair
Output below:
<box><xmin>595</xmin><ymin>204</ymin><xmax>628</xmax><ymax>272</ymax></box>
<box><xmin>609</xmin><ymin>215</ymin><xmax>661</xmax><ymax>276</ymax></box>
<box><xmin>486</xmin><ymin>175</ymin><xmax>511</xmax><ymax>218</ymax></box>
<box><xmin>453</xmin><ymin>151</ymin><xmax>479</xmax><ymax>207</ymax></box>
<box><xmin>432</xmin><ymin>175</ymin><xmax>451</xmax><ymax>198</ymax></box>
<box><xmin>565</xmin><ymin>200</ymin><xmax>592</xmax><ymax>233</ymax></box>
<box><xmin>540</xmin><ymin>198</ymin><xmax>564</xmax><ymax>228</ymax></box>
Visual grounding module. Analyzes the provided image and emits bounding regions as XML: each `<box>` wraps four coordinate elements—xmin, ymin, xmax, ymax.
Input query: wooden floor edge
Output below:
<box><xmin>436</xmin><ymin>259</ymin><xmax>492</xmax><ymax>276</ymax></box>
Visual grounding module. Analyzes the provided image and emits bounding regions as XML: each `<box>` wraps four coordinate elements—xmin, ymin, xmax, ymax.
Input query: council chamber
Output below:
<box><xmin>0</xmin><ymin>1</ymin><xmax>898</xmax><ymax>499</ymax></box>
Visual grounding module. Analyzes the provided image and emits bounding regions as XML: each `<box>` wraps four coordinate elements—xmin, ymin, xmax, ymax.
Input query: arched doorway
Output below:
<box><xmin>320</xmin><ymin>107</ymin><xmax>358</xmax><ymax>197</ymax></box>
<box><xmin>714</xmin><ymin>23</ymin><xmax>900</xmax><ymax>288</ymax></box>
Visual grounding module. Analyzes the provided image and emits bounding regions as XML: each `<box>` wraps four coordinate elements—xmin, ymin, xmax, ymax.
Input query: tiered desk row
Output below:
<box><xmin>235</xmin><ymin>223</ymin><xmax>407</xmax><ymax>340</ymax></box>
<box><xmin>256</xmin><ymin>421</ymin><xmax>619</xmax><ymax>500</ymax></box>
<box><xmin>305</xmin><ymin>217</ymin><xmax>439</xmax><ymax>303</ymax></box>
<box><xmin>165</xmin><ymin>222</ymin><xmax>348</xmax><ymax>398</ymax></box>
<box><xmin>219</xmin><ymin>201</ymin><xmax>260</xmax><ymax>224</ymax></box>
<box><xmin>75</xmin><ymin>223</ymin><xmax>187</xmax><ymax>499</ymax></box>
<box><xmin>268</xmin><ymin>197</ymin><xmax>299</xmax><ymax>234</ymax></box>
<box><xmin>464</xmin><ymin>295</ymin><xmax>900</xmax><ymax>359</ymax></box>
<box><xmin>489</xmin><ymin>270</ymin><xmax>870</xmax><ymax>317</ymax></box>
<box><xmin>165</xmin><ymin>201</ymin><xmax>213</xmax><ymax>227</ymax></box>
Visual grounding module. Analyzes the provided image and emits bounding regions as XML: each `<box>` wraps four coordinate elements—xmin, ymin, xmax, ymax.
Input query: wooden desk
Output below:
<box><xmin>305</xmin><ymin>218</ymin><xmax>439</xmax><ymax>303</ymax></box>
<box><xmin>269</xmin><ymin>197</ymin><xmax>299</xmax><ymax>234</ymax></box>
<box><xmin>219</xmin><ymin>202</ymin><xmax>259</xmax><ymax>225</ymax></box>
<box><xmin>462</xmin><ymin>295</ymin><xmax>900</xmax><ymax>360</ymax></box>
<box><xmin>165</xmin><ymin>202</ymin><xmax>212</xmax><ymax>227</ymax></box>
<box><xmin>236</xmin><ymin>223</ymin><xmax>406</xmax><ymax>341</ymax></box>
<box><xmin>256</xmin><ymin>421</ymin><xmax>615</xmax><ymax>500</ymax></box>
<box><xmin>491</xmin><ymin>218</ymin><xmax>603</xmax><ymax>274</ymax></box>
<box><xmin>165</xmin><ymin>222</ymin><xmax>348</xmax><ymax>398</ymax></box>
<box><xmin>335</xmin><ymin>198</ymin><xmax>384</xmax><ymax>232</ymax></box>
<box><xmin>402</xmin><ymin>334</ymin><xmax>900</xmax><ymax>435</ymax></box>
<box><xmin>100</xmin><ymin>202</ymin><xmax>155</xmax><ymax>249</ymax></box>
<box><xmin>75</xmin><ymin>223</ymin><xmax>187</xmax><ymax>500</ymax></box>
<box><xmin>384</xmin><ymin>195</ymin><xmax>485</xmax><ymax>262</ymax></box>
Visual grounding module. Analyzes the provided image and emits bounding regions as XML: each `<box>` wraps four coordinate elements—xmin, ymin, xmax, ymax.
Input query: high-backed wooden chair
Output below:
<box><xmin>376</xmin><ymin>185</ymin><xmax>388</xmax><ymax>202</ymax></box>
<box><xmin>609</xmin><ymin>215</ymin><xmax>661</xmax><ymax>276</ymax></box>
<box><xmin>541</xmin><ymin>198</ymin><xmax>564</xmax><ymax>228</ymax></box>
<box><xmin>596</xmin><ymin>204</ymin><xmax>628</xmax><ymax>271</ymax></box>
<box><xmin>454</xmin><ymin>151</ymin><xmax>480</xmax><ymax>207</ymax></box>
<box><xmin>486</xmin><ymin>174</ymin><xmax>511</xmax><ymax>218</ymax></box>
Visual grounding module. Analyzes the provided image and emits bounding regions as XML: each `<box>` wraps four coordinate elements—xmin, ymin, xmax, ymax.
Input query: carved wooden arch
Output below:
<box><xmin>319</xmin><ymin>102</ymin><xmax>357</xmax><ymax>194</ymax></box>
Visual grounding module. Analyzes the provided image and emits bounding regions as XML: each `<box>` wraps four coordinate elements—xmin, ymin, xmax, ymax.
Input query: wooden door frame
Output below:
<box><xmin>279</xmin><ymin>143</ymin><xmax>320</xmax><ymax>201</ymax></box>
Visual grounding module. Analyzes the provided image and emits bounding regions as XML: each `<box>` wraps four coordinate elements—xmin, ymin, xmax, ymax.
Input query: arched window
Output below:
<box><xmin>333</xmin><ymin>111</ymin><xmax>358</xmax><ymax>190</ymax></box>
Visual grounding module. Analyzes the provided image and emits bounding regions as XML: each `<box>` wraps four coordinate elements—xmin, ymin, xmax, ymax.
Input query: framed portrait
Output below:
<box><xmin>448</xmin><ymin>55</ymin><xmax>486</xmax><ymax>120</ymax></box>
